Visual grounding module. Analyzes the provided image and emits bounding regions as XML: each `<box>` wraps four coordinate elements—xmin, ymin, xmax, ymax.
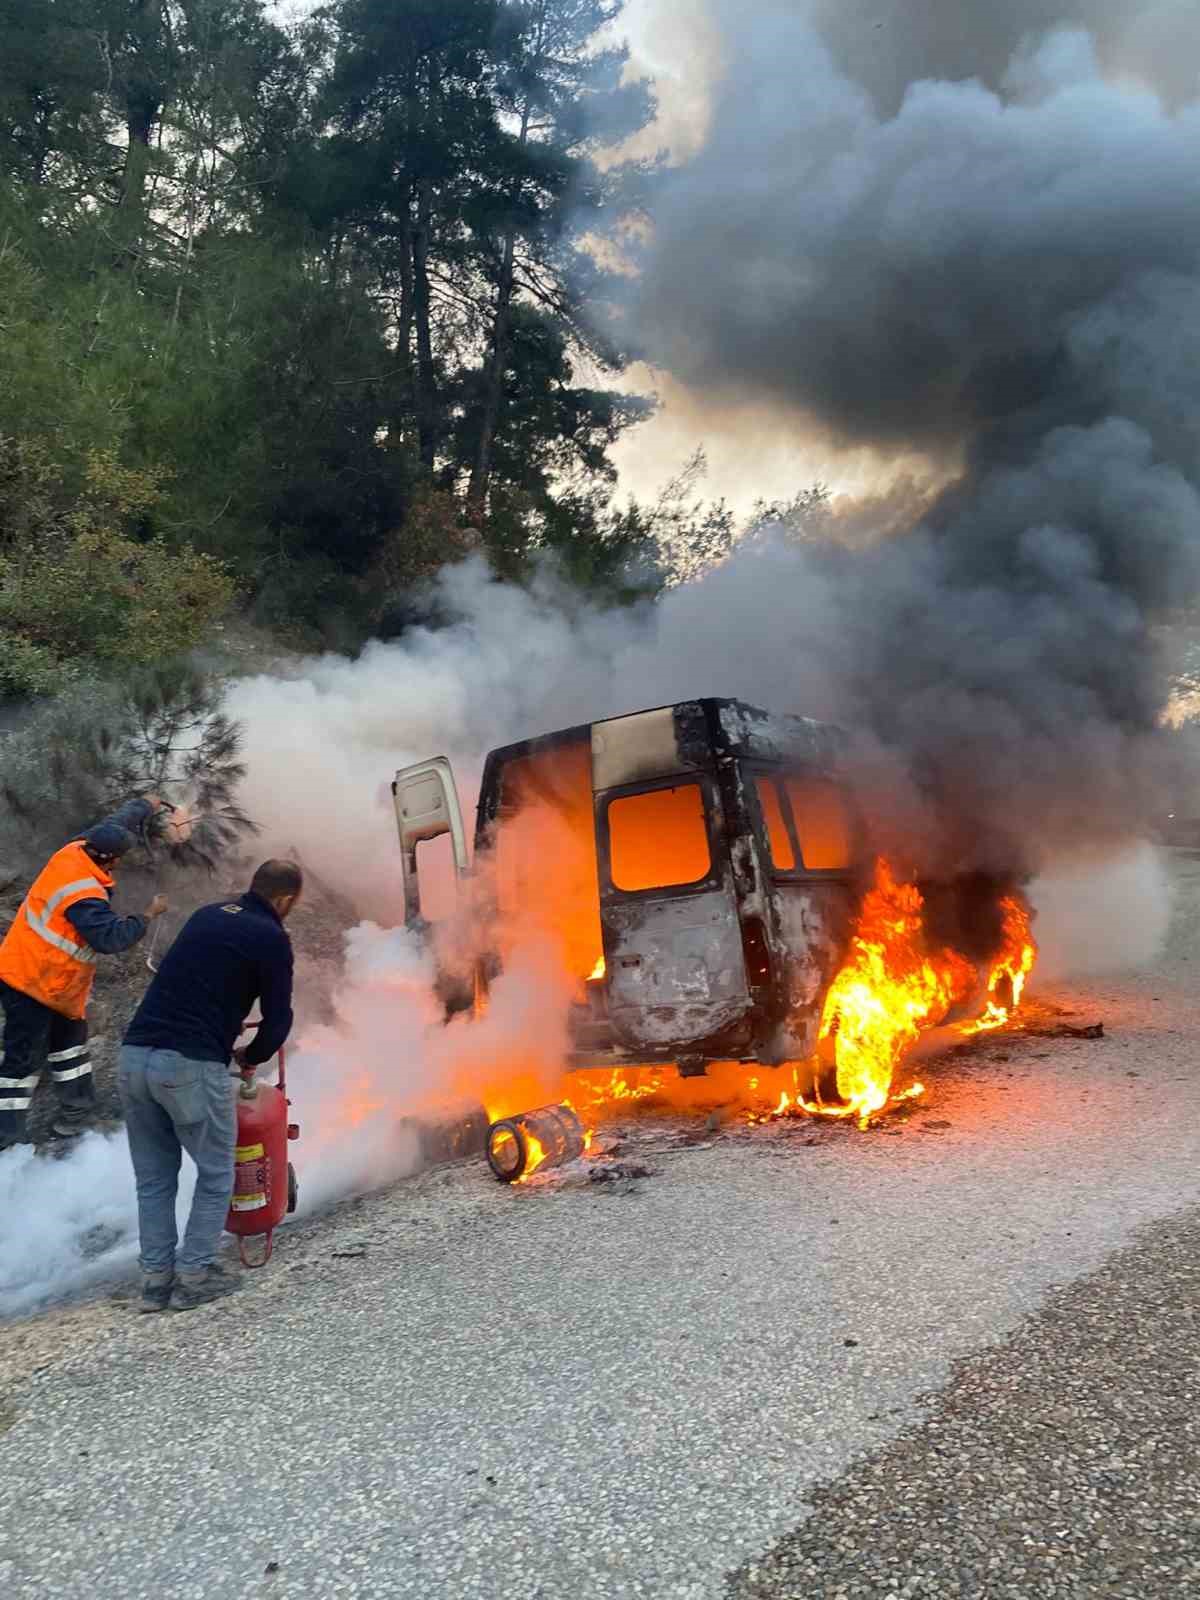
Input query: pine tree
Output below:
<box><xmin>0</xmin><ymin>662</ymin><xmax>256</xmax><ymax>873</ymax></box>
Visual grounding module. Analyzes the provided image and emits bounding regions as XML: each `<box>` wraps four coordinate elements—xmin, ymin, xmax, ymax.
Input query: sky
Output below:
<box><xmin>601</xmin><ymin>0</ymin><xmax>842</xmax><ymax>509</ymax></box>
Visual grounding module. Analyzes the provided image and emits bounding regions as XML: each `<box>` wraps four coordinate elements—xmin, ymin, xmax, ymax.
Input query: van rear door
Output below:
<box><xmin>392</xmin><ymin>756</ymin><xmax>469</xmax><ymax>927</ymax></box>
<box><xmin>592</xmin><ymin>706</ymin><xmax>754</xmax><ymax>1058</ymax></box>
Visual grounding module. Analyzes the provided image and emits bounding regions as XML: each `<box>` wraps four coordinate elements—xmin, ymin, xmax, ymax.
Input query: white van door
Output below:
<box><xmin>391</xmin><ymin>756</ymin><xmax>470</xmax><ymax>927</ymax></box>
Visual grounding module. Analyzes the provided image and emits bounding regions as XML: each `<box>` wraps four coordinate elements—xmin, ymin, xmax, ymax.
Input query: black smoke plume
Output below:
<box><xmin>612</xmin><ymin>3</ymin><xmax>1200</xmax><ymax>877</ymax></box>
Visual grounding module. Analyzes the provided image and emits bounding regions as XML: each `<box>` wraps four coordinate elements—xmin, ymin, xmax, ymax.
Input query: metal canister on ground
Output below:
<box><xmin>486</xmin><ymin>1102</ymin><xmax>585</xmax><ymax>1184</ymax></box>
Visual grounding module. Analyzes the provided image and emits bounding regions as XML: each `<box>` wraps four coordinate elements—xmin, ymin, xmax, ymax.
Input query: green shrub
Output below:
<box><xmin>0</xmin><ymin>440</ymin><xmax>234</xmax><ymax>696</ymax></box>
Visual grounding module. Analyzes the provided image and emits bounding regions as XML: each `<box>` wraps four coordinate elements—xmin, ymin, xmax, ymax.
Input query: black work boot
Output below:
<box><xmin>139</xmin><ymin>1270</ymin><xmax>175</xmax><ymax>1314</ymax></box>
<box><xmin>169</xmin><ymin>1264</ymin><xmax>240</xmax><ymax>1311</ymax></box>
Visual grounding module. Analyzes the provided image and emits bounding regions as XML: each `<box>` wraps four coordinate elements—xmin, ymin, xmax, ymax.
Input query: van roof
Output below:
<box><xmin>482</xmin><ymin>697</ymin><xmax>846</xmax><ymax>773</ymax></box>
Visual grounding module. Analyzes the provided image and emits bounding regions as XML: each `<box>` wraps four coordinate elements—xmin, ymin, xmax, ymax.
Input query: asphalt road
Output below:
<box><xmin>2</xmin><ymin>855</ymin><xmax>1199</xmax><ymax>1600</ymax></box>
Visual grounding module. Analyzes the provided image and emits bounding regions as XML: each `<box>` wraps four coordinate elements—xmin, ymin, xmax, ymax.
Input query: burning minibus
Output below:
<box><xmin>393</xmin><ymin>697</ymin><xmax>1034</xmax><ymax>1120</ymax></box>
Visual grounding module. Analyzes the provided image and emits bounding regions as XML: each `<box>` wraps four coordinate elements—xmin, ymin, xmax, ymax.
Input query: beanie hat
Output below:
<box><xmin>82</xmin><ymin>822</ymin><xmax>137</xmax><ymax>861</ymax></box>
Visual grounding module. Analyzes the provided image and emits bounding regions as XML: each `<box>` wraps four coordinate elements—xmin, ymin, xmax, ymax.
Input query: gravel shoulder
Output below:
<box><xmin>729</xmin><ymin>1203</ymin><xmax>1200</xmax><ymax>1600</ymax></box>
<box><xmin>1</xmin><ymin>855</ymin><xmax>1198</xmax><ymax>1599</ymax></box>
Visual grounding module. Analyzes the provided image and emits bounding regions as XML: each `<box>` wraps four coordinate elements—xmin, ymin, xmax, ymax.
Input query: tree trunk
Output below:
<box><xmin>467</xmin><ymin>4</ymin><xmax>544</xmax><ymax>518</ymax></box>
<box><xmin>413</xmin><ymin>179</ymin><xmax>437</xmax><ymax>471</ymax></box>
<box><xmin>397</xmin><ymin>209</ymin><xmax>415</xmax><ymax>436</ymax></box>
<box><xmin>114</xmin><ymin>0</ymin><xmax>165</xmax><ymax>270</ymax></box>
<box><xmin>114</xmin><ymin>89</ymin><xmax>160</xmax><ymax>266</ymax></box>
<box><xmin>466</xmin><ymin>225</ymin><xmax>516</xmax><ymax>518</ymax></box>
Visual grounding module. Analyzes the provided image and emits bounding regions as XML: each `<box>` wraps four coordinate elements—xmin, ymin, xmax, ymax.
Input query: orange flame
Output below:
<box><xmin>799</xmin><ymin>860</ymin><xmax>977</xmax><ymax>1127</ymax></box>
<box><xmin>516</xmin><ymin>1130</ymin><xmax>547</xmax><ymax>1182</ymax></box>
<box><xmin>960</xmin><ymin>895</ymin><xmax>1038</xmax><ymax>1035</ymax></box>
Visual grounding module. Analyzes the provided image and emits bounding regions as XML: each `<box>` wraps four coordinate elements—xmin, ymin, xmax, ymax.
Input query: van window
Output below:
<box><xmin>785</xmin><ymin>777</ymin><xmax>854</xmax><ymax>870</ymax></box>
<box><xmin>608</xmin><ymin>784</ymin><xmax>710</xmax><ymax>891</ymax></box>
<box><xmin>755</xmin><ymin>778</ymin><xmax>796</xmax><ymax>871</ymax></box>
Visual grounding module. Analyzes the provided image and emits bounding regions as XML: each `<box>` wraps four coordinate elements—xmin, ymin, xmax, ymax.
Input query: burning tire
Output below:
<box><xmin>814</xmin><ymin>1017</ymin><xmax>849</xmax><ymax>1109</ymax></box>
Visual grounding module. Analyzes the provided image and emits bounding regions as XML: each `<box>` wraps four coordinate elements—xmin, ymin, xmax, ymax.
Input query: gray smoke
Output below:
<box><xmin>611</xmin><ymin>5</ymin><xmax>1200</xmax><ymax>875</ymax></box>
<box><xmin>809</xmin><ymin>0</ymin><xmax>1200</xmax><ymax>118</ymax></box>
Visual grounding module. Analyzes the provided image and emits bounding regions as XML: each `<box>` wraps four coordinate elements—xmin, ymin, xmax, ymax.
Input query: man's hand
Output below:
<box><xmin>144</xmin><ymin>893</ymin><xmax>169</xmax><ymax>920</ymax></box>
<box><xmin>143</xmin><ymin>794</ymin><xmax>164</xmax><ymax>814</ymax></box>
<box><xmin>232</xmin><ymin>1046</ymin><xmax>250</xmax><ymax>1069</ymax></box>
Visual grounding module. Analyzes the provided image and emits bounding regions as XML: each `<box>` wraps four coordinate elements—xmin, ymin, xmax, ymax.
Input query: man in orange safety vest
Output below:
<box><xmin>0</xmin><ymin>798</ymin><xmax>169</xmax><ymax>1148</ymax></box>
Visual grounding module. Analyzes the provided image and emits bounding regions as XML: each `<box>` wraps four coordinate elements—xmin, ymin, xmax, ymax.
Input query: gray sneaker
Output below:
<box><xmin>139</xmin><ymin>1270</ymin><xmax>174</xmax><ymax>1314</ymax></box>
<box><xmin>169</xmin><ymin>1264</ymin><xmax>240</xmax><ymax>1312</ymax></box>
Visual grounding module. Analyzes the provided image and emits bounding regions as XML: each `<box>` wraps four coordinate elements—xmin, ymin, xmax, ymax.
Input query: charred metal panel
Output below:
<box><xmin>602</xmin><ymin>894</ymin><xmax>754</xmax><ymax>1052</ymax></box>
<box><xmin>597</xmin><ymin>743</ymin><xmax>755</xmax><ymax>1055</ymax></box>
<box><xmin>591</xmin><ymin>701</ymin><xmax>710</xmax><ymax>791</ymax></box>
<box><xmin>714</xmin><ymin>700</ymin><xmax>846</xmax><ymax>773</ymax></box>
<box><xmin>765</xmin><ymin>883</ymin><xmax>856</xmax><ymax>1061</ymax></box>
<box><xmin>710</xmin><ymin>730</ymin><xmax>859</xmax><ymax>1067</ymax></box>
<box><xmin>464</xmin><ymin>696</ymin><xmax>859</xmax><ymax>1069</ymax></box>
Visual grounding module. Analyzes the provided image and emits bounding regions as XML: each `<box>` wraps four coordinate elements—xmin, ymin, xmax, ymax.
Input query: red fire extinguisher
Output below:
<box><xmin>225</xmin><ymin>1043</ymin><xmax>300</xmax><ymax>1267</ymax></box>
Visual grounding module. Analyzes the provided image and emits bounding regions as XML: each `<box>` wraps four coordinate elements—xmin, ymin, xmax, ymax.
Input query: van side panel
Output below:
<box><xmin>711</xmin><ymin>704</ymin><xmax>861</xmax><ymax>1068</ymax></box>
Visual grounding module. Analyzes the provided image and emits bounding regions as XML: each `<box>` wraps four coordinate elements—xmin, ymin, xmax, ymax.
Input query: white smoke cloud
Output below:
<box><xmin>0</xmin><ymin>1134</ymin><xmax>196</xmax><ymax>1319</ymax></box>
<box><xmin>225</xmin><ymin>551</ymin><xmax>842</xmax><ymax>920</ymax></box>
<box><xmin>283</xmin><ymin>923</ymin><xmax>568</xmax><ymax>1213</ymax></box>
<box><xmin>0</xmin><ymin>547</ymin><xmax>1177</xmax><ymax>1318</ymax></box>
<box><xmin>1029</xmin><ymin>842</ymin><xmax>1173</xmax><ymax>980</ymax></box>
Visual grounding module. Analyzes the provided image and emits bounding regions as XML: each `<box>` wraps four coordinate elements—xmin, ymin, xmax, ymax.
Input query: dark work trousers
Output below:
<box><xmin>0</xmin><ymin>980</ymin><xmax>94</xmax><ymax>1143</ymax></box>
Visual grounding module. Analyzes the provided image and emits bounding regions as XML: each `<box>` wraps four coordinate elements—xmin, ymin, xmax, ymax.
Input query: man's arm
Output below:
<box><xmin>242</xmin><ymin>935</ymin><xmax>294</xmax><ymax>1065</ymax></box>
<box><xmin>64</xmin><ymin>898</ymin><xmax>149</xmax><ymax>955</ymax></box>
<box><xmin>96</xmin><ymin>797</ymin><xmax>157</xmax><ymax>838</ymax></box>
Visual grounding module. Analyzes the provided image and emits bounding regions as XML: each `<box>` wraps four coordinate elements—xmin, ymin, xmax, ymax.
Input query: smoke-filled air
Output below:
<box><xmin>618</xmin><ymin>0</ymin><xmax>1200</xmax><ymax>878</ymax></box>
<box><xmin>3</xmin><ymin>0</ymin><xmax>1195</xmax><ymax>1314</ymax></box>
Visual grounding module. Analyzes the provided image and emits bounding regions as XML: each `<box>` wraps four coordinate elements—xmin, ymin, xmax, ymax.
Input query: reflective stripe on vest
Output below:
<box><xmin>0</xmin><ymin>842</ymin><xmax>113</xmax><ymax>1017</ymax></box>
<box><xmin>23</xmin><ymin>877</ymin><xmax>103</xmax><ymax>964</ymax></box>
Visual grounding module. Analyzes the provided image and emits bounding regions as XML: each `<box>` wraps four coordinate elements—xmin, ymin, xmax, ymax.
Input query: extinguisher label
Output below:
<box><xmin>232</xmin><ymin>1142</ymin><xmax>268</xmax><ymax>1212</ymax></box>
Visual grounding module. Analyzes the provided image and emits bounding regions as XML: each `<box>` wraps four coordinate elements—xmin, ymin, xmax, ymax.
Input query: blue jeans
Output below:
<box><xmin>118</xmin><ymin>1046</ymin><xmax>236</xmax><ymax>1274</ymax></box>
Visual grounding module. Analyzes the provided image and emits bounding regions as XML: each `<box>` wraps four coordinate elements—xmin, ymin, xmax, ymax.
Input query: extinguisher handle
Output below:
<box><xmin>239</xmin><ymin>1017</ymin><xmax>287</xmax><ymax>1094</ymax></box>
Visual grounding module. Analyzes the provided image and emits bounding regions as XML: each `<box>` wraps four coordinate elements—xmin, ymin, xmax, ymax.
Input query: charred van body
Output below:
<box><xmin>392</xmin><ymin>697</ymin><xmax>1006</xmax><ymax>1088</ymax></box>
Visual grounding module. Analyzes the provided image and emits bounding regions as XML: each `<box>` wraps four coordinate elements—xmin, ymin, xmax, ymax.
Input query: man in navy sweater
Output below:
<box><xmin>120</xmin><ymin>859</ymin><xmax>302</xmax><ymax>1312</ymax></box>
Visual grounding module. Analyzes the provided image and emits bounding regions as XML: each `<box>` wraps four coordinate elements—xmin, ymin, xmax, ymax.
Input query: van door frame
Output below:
<box><xmin>391</xmin><ymin>756</ymin><xmax>470</xmax><ymax>927</ymax></box>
